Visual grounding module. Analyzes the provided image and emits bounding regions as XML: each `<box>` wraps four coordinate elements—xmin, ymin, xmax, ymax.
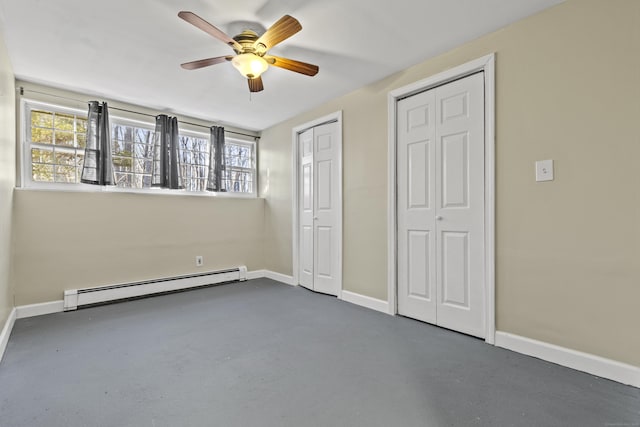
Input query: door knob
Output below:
<box><xmin>436</xmin><ymin>216</ymin><xmax>443</xmax><ymax>220</ymax></box>
<box><xmin>314</xmin><ymin>217</ymin><xmax>319</xmax><ymax>220</ymax></box>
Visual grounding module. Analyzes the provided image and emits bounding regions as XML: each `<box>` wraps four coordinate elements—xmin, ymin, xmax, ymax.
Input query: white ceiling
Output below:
<box><xmin>0</xmin><ymin>0</ymin><xmax>562</xmax><ymax>131</ymax></box>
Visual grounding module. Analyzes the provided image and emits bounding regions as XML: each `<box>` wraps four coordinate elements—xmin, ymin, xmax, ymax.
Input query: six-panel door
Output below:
<box><xmin>397</xmin><ymin>72</ymin><xmax>485</xmax><ymax>338</ymax></box>
<box><xmin>298</xmin><ymin>122</ymin><xmax>340</xmax><ymax>296</ymax></box>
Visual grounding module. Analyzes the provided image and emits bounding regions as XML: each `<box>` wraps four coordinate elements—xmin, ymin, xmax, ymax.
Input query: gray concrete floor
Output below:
<box><xmin>0</xmin><ymin>279</ymin><xmax>638</xmax><ymax>427</ymax></box>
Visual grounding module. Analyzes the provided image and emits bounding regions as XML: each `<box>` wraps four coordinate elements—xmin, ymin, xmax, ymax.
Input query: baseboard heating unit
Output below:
<box><xmin>63</xmin><ymin>266</ymin><xmax>247</xmax><ymax>311</ymax></box>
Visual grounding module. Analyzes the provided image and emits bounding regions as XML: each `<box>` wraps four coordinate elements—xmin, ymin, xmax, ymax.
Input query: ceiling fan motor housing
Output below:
<box><xmin>232</xmin><ymin>30</ymin><xmax>266</xmax><ymax>55</ymax></box>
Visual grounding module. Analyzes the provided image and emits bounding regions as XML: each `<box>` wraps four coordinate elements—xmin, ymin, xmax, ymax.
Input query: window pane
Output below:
<box><xmin>133</xmin><ymin>158</ymin><xmax>147</xmax><ymax>174</ymax></box>
<box><xmin>32</xmin><ymin>164</ymin><xmax>54</xmax><ymax>182</ymax></box>
<box><xmin>55</xmin><ymin>165</ymin><xmax>76</xmax><ymax>183</ymax></box>
<box><xmin>132</xmin><ymin>174</ymin><xmax>151</xmax><ymax>188</ymax></box>
<box><xmin>113</xmin><ymin>140</ymin><xmax>132</xmax><ymax>156</ymax></box>
<box><xmin>226</xmin><ymin>170</ymin><xmax>253</xmax><ymax>193</ymax></box>
<box><xmin>113</xmin><ymin>156</ymin><xmax>132</xmax><ymax>172</ymax></box>
<box><xmin>55</xmin><ymin>151</ymin><xmax>76</xmax><ymax>166</ymax></box>
<box><xmin>76</xmin><ymin>118</ymin><xmax>87</xmax><ymax>134</ymax></box>
<box><xmin>115</xmin><ymin>173</ymin><xmax>132</xmax><ymax>188</ymax></box>
<box><xmin>54</xmin><ymin>113</ymin><xmax>75</xmax><ymax>131</ymax></box>
<box><xmin>135</xmin><ymin>128</ymin><xmax>152</xmax><ymax>144</ymax></box>
<box><xmin>113</xmin><ymin>125</ymin><xmax>125</xmax><ymax>141</ymax></box>
<box><xmin>77</xmin><ymin>133</ymin><xmax>86</xmax><ymax>148</ymax></box>
<box><xmin>55</xmin><ymin>130</ymin><xmax>75</xmax><ymax>147</ymax></box>
<box><xmin>134</xmin><ymin>143</ymin><xmax>153</xmax><ymax>158</ymax></box>
<box><xmin>32</xmin><ymin>128</ymin><xmax>53</xmax><ymax>144</ymax></box>
<box><xmin>31</xmin><ymin>110</ymin><xmax>53</xmax><ymax>128</ymax></box>
<box><xmin>32</xmin><ymin>148</ymin><xmax>54</xmax><ymax>164</ymax></box>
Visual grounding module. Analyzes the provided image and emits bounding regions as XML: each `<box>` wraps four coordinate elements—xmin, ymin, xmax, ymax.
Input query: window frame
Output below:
<box><xmin>223</xmin><ymin>139</ymin><xmax>257</xmax><ymax>196</ymax></box>
<box><xmin>20</xmin><ymin>98</ymin><xmax>258</xmax><ymax>198</ymax></box>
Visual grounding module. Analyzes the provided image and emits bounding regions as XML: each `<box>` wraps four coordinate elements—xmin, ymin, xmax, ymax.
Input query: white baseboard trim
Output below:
<box><xmin>16</xmin><ymin>300</ymin><xmax>65</xmax><ymax>319</ymax></box>
<box><xmin>246</xmin><ymin>269</ymin><xmax>266</xmax><ymax>280</ymax></box>
<box><xmin>340</xmin><ymin>290</ymin><xmax>390</xmax><ymax>314</ymax></box>
<box><xmin>495</xmin><ymin>331</ymin><xmax>640</xmax><ymax>388</ymax></box>
<box><xmin>0</xmin><ymin>308</ymin><xmax>17</xmax><ymax>363</ymax></box>
<box><xmin>264</xmin><ymin>270</ymin><xmax>295</xmax><ymax>286</ymax></box>
<box><xmin>247</xmin><ymin>270</ymin><xmax>295</xmax><ymax>286</ymax></box>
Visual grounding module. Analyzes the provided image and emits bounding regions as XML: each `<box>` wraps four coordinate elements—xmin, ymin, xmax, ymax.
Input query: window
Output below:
<box><xmin>179</xmin><ymin>134</ymin><xmax>210</xmax><ymax>192</ymax></box>
<box><xmin>224</xmin><ymin>141</ymin><xmax>255</xmax><ymax>193</ymax></box>
<box><xmin>22</xmin><ymin>100</ymin><xmax>257</xmax><ymax>196</ymax></box>
<box><xmin>111</xmin><ymin>122</ymin><xmax>154</xmax><ymax>189</ymax></box>
<box><xmin>28</xmin><ymin>106</ymin><xmax>87</xmax><ymax>184</ymax></box>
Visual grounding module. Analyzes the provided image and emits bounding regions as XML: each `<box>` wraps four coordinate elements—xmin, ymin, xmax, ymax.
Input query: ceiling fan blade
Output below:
<box><xmin>181</xmin><ymin>56</ymin><xmax>232</xmax><ymax>70</ymax></box>
<box><xmin>178</xmin><ymin>11</ymin><xmax>243</xmax><ymax>51</ymax></box>
<box><xmin>248</xmin><ymin>76</ymin><xmax>264</xmax><ymax>92</ymax></box>
<box><xmin>254</xmin><ymin>15</ymin><xmax>302</xmax><ymax>51</ymax></box>
<box><xmin>264</xmin><ymin>55</ymin><xmax>319</xmax><ymax>76</ymax></box>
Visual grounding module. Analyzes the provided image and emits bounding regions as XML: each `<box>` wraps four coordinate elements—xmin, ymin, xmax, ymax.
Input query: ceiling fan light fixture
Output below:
<box><xmin>231</xmin><ymin>53</ymin><xmax>269</xmax><ymax>79</ymax></box>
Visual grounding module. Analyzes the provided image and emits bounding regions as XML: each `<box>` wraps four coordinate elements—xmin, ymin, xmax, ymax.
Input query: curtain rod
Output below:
<box><xmin>19</xmin><ymin>87</ymin><xmax>259</xmax><ymax>140</ymax></box>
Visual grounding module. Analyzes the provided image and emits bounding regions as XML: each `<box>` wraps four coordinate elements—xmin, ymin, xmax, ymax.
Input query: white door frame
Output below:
<box><xmin>387</xmin><ymin>54</ymin><xmax>496</xmax><ymax>344</ymax></box>
<box><xmin>291</xmin><ymin>111</ymin><xmax>343</xmax><ymax>298</ymax></box>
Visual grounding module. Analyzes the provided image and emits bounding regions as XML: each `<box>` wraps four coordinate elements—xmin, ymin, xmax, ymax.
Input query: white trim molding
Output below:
<box><xmin>247</xmin><ymin>270</ymin><xmax>295</xmax><ymax>286</ymax></box>
<box><xmin>387</xmin><ymin>53</ymin><xmax>496</xmax><ymax>343</ymax></box>
<box><xmin>495</xmin><ymin>331</ymin><xmax>640</xmax><ymax>388</ymax></box>
<box><xmin>291</xmin><ymin>111</ymin><xmax>343</xmax><ymax>296</ymax></box>
<box><xmin>246</xmin><ymin>269</ymin><xmax>267</xmax><ymax>280</ymax></box>
<box><xmin>0</xmin><ymin>308</ymin><xmax>17</xmax><ymax>363</ymax></box>
<box><xmin>16</xmin><ymin>300</ymin><xmax>64</xmax><ymax>319</ymax></box>
<box><xmin>341</xmin><ymin>290</ymin><xmax>390</xmax><ymax>314</ymax></box>
<box><xmin>264</xmin><ymin>270</ymin><xmax>295</xmax><ymax>286</ymax></box>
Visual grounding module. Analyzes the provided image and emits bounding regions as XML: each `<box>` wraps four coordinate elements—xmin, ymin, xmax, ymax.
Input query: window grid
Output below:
<box><xmin>224</xmin><ymin>142</ymin><xmax>254</xmax><ymax>193</ymax></box>
<box><xmin>179</xmin><ymin>135</ymin><xmax>209</xmax><ymax>192</ymax></box>
<box><xmin>29</xmin><ymin>109</ymin><xmax>87</xmax><ymax>184</ymax></box>
<box><xmin>112</xmin><ymin>123</ymin><xmax>154</xmax><ymax>189</ymax></box>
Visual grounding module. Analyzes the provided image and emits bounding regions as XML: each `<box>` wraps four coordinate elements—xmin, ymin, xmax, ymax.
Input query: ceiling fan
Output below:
<box><xmin>178</xmin><ymin>11</ymin><xmax>319</xmax><ymax>93</ymax></box>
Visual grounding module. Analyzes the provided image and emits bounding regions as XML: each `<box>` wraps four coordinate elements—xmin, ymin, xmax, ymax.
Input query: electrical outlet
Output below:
<box><xmin>195</xmin><ymin>256</ymin><xmax>203</xmax><ymax>267</ymax></box>
<box><xmin>535</xmin><ymin>159</ymin><xmax>554</xmax><ymax>182</ymax></box>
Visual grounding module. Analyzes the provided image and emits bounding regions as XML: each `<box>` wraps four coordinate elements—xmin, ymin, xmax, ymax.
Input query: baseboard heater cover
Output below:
<box><xmin>63</xmin><ymin>266</ymin><xmax>247</xmax><ymax>311</ymax></box>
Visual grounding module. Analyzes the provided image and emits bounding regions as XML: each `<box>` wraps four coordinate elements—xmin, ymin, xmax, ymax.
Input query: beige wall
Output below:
<box><xmin>12</xmin><ymin>191</ymin><xmax>264</xmax><ymax>305</ymax></box>
<box><xmin>259</xmin><ymin>0</ymin><xmax>640</xmax><ymax>366</ymax></box>
<box><xmin>0</xmin><ymin>31</ymin><xmax>16</xmax><ymax>325</ymax></box>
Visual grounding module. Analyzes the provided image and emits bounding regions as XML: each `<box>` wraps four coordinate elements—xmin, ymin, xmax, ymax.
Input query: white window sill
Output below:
<box><xmin>15</xmin><ymin>184</ymin><xmax>258</xmax><ymax>199</ymax></box>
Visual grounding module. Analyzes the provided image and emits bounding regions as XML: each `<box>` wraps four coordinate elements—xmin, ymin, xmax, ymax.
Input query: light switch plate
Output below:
<box><xmin>535</xmin><ymin>160</ymin><xmax>554</xmax><ymax>182</ymax></box>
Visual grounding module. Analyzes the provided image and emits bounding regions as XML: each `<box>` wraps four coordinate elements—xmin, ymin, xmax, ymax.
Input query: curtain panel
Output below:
<box><xmin>81</xmin><ymin>101</ymin><xmax>115</xmax><ymax>185</ymax></box>
<box><xmin>152</xmin><ymin>115</ymin><xmax>183</xmax><ymax>189</ymax></box>
<box><xmin>207</xmin><ymin>126</ymin><xmax>226</xmax><ymax>192</ymax></box>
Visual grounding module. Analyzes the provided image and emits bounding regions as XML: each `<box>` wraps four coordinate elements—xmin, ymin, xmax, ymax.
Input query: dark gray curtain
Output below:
<box><xmin>207</xmin><ymin>126</ymin><xmax>226</xmax><ymax>192</ymax></box>
<box><xmin>81</xmin><ymin>101</ymin><xmax>115</xmax><ymax>185</ymax></box>
<box><xmin>152</xmin><ymin>115</ymin><xmax>183</xmax><ymax>189</ymax></box>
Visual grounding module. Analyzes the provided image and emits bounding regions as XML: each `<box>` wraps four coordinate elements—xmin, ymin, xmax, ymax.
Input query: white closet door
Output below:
<box><xmin>397</xmin><ymin>72</ymin><xmax>485</xmax><ymax>338</ymax></box>
<box><xmin>298</xmin><ymin>129</ymin><xmax>314</xmax><ymax>290</ymax></box>
<box><xmin>435</xmin><ymin>73</ymin><xmax>485</xmax><ymax>338</ymax></box>
<box><xmin>397</xmin><ymin>89</ymin><xmax>437</xmax><ymax>323</ymax></box>
<box><xmin>297</xmin><ymin>122</ymin><xmax>340</xmax><ymax>296</ymax></box>
<box><xmin>312</xmin><ymin>122</ymin><xmax>340</xmax><ymax>296</ymax></box>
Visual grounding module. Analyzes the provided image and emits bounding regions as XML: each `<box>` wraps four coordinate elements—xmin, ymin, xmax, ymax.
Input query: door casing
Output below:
<box><xmin>291</xmin><ymin>111</ymin><xmax>343</xmax><ymax>298</ymax></box>
<box><xmin>387</xmin><ymin>54</ymin><xmax>496</xmax><ymax>344</ymax></box>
